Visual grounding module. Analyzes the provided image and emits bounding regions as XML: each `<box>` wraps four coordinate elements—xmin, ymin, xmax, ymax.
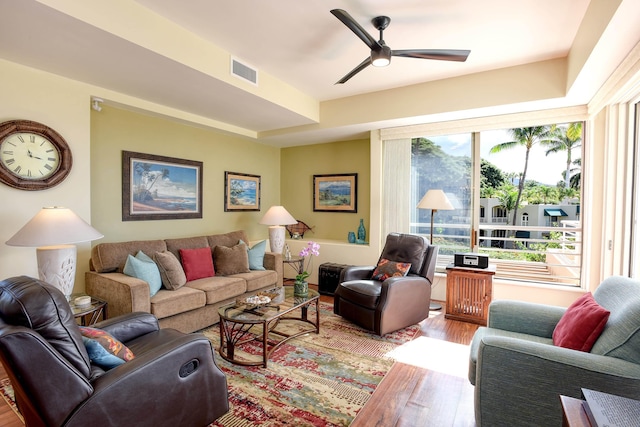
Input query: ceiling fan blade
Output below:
<box><xmin>392</xmin><ymin>49</ymin><xmax>470</xmax><ymax>62</ymax></box>
<box><xmin>336</xmin><ymin>57</ymin><xmax>371</xmax><ymax>84</ymax></box>
<box><xmin>331</xmin><ymin>9</ymin><xmax>381</xmax><ymax>51</ymax></box>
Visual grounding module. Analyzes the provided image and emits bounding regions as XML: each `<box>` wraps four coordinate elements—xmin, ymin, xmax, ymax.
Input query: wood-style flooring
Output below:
<box><xmin>0</xmin><ymin>290</ymin><xmax>479</xmax><ymax>427</ymax></box>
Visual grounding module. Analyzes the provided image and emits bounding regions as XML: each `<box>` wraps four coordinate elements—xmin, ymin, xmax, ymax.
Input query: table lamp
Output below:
<box><xmin>417</xmin><ymin>190</ymin><xmax>454</xmax><ymax>311</ymax></box>
<box><xmin>6</xmin><ymin>207</ymin><xmax>104</xmax><ymax>299</ymax></box>
<box><xmin>259</xmin><ymin>206</ymin><xmax>297</xmax><ymax>254</ymax></box>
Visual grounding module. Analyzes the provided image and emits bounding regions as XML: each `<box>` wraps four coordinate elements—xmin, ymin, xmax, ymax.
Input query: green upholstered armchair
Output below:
<box><xmin>468</xmin><ymin>276</ymin><xmax>640</xmax><ymax>427</ymax></box>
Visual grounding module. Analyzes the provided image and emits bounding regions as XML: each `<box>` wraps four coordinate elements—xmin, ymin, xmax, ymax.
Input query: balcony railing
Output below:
<box><xmin>410</xmin><ymin>220</ymin><xmax>582</xmax><ymax>286</ymax></box>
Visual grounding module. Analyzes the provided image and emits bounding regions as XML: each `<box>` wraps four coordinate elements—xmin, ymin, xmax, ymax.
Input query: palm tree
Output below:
<box><xmin>544</xmin><ymin>122</ymin><xmax>582</xmax><ymax>188</ymax></box>
<box><xmin>490</xmin><ymin>126</ymin><xmax>554</xmax><ymax>226</ymax></box>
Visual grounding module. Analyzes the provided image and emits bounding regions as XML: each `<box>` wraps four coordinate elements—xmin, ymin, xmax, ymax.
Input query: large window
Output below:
<box><xmin>398</xmin><ymin>121</ymin><xmax>584</xmax><ymax>286</ymax></box>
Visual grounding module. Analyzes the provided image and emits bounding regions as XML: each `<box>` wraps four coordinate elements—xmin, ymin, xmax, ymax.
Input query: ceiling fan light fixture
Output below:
<box><xmin>371</xmin><ymin>45</ymin><xmax>391</xmax><ymax>67</ymax></box>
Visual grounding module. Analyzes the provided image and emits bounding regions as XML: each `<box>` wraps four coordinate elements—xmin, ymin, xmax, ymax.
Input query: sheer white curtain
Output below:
<box><xmin>382</xmin><ymin>138</ymin><xmax>412</xmax><ymax>239</ymax></box>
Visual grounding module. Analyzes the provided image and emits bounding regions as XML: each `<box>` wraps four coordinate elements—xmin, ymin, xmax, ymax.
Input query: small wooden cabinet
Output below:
<box><xmin>445</xmin><ymin>264</ymin><xmax>496</xmax><ymax>325</ymax></box>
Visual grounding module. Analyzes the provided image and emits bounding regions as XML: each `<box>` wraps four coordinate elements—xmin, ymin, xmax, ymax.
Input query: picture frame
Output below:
<box><xmin>122</xmin><ymin>151</ymin><xmax>203</xmax><ymax>221</ymax></box>
<box><xmin>224</xmin><ymin>171</ymin><xmax>261</xmax><ymax>211</ymax></box>
<box><xmin>313</xmin><ymin>173</ymin><xmax>357</xmax><ymax>212</ymax></box>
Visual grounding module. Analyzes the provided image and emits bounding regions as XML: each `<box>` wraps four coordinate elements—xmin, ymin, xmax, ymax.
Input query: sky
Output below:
<box><xmin>433</xmin><ymin>127</ymin><xmax>581</xmax><ymax>186</ymax></box>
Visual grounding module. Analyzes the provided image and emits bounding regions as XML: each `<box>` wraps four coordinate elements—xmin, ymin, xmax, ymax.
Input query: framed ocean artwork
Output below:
<box><xmin>224</xmin><ymin>171</ymin><xmax>261</xmax><ymax>211</ymax></box>
<box><xmin>313</xmin><ymin>173</ymin><xmax>357</xmax><ymax>212</ymax></box>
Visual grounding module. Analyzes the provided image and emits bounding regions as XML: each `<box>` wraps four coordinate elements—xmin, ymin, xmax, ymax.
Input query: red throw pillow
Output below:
<box><xmin>553</xmin><ymin>292</ymin><xmax>610</xmax><ymax>352</ymax></box>
<box><xmin>180</xmin><ymin>247</ymin><xmax>215</xmax><ymax>281</ymax></box>
<box><xmin>371</xmin><ymin>258</ymin><xmax>412</xmax><ymax>281</ymax></box>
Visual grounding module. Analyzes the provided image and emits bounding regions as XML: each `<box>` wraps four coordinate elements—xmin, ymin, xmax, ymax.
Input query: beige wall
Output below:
<box><xmin>0</xmin><ymin>59</ymin><xmax>93</xmax><ymax>292</ymax></box>
<box><xmin>280</xmin><ymin>139</ymin><xmax>370</xmax><ymax>242</ymax></box>
<box><xmin>90</xmin><ymin>105</ymin><xmax>281</xmax><ymax>243</ymax></box>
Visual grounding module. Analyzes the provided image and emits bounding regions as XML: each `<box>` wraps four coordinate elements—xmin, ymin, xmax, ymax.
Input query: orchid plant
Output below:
<box><xmin>296</xmin><ymin>241</ymin><xmax>320</xmax><ymax>283</ymax></box>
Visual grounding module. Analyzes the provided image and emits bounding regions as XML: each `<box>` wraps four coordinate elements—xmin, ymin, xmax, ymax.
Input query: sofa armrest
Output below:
<box><xmin>93</xmin><ymin>312</ymin><xmax>159</xmax><ymax>342</ymax></box>
<box><xmin>263</xmin><ymin>252</ymin><xmax>283</xmax><ymax>286</ymax></box>
<box><xmin>487</xmin><ymin>300</ymin><xmax>566</xmax><ymax>338</ymax></box>
<box><xmin>85</xmin><ymin>272</ymin><xmax>151</xmax><ymax>319</ymax></box>
<box><xmin>474</xmin><ymin>335</ymin><xmax>640</xmax><ymax>426</ymax></box>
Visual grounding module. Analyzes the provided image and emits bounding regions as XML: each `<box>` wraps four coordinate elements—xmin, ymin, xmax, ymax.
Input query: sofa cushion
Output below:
<box><xmin>371</xmin><ymin>258</ymin><xmax>411</xmax><ymax>281</ymax></box>
<box><xmin>186</xmin><ymin>276</ymin><xmax>247</xmax><ymax>305</ymax></box>
<box><xmin>123</xmin><ymin>251</ymin><xmax>162</xmax><ymax>296</ymax></box>
<box><xmin>242</xmin><ymin>239</ymin><xmax>267</xmax><ymax>270</ymax></box>
<box><xmin>553</xmin><ymin>292</ymin><xmax>610</xmax><ymax>352</ymax></box>
<box><xmin>591</xmin><ymin>276</ymin><xmax>640</xmax><ymax>364</ymax></box>
<box><xmin>165</xmin><ymin>236</ymin><xmax>209</xmax><ymax>261</ymax></box>
<box><xmin>79</xmin><ymin>326</ymin><xmax>135</xmax><ymax>361</ymax></box>
<box><xmin>180</xmin><ymin>247</ymin><xmax>215</xmax><ymax>281</ymax></box>
<box><xmin>230</xmin><ymin>270</ymin><xmax>279</xmax><ymax>292</ymax></box>
<box><xmin>91</xmin><ymin>240</ymin><xmax>167</xmax><ymax>273</ymax></box>
<box><xmin>153</xmin><ymin>250</ymin><xmax>187</xmax><ymax>290</ymax></box>
<box><xmin>150</xmin><ymin>287</ymin><xmax>206</xmax><ymax>319</ymax></box>
<box><xmin>207</xmin><ymin>230</ymin><xmax>249</xmax><ymax>249</ymax></box>
<box><xmin>214</xmin><ymin>243</ymin><xmax>250</xmax><ymax>275</ymax></box>
<box><xmin>82</xmin><ymin>337</ymin><xmax>125</xmax><ymax>370</ymax></box>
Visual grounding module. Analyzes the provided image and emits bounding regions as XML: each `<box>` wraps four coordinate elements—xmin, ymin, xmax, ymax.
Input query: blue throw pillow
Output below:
<box><xmin>123</xmin><ymin>250</ymin><xmax>162</xmax><ymax>296</ymax></box>
<box><xmin>82</xmin><ymin>337</ymin><xmax>125</xmax><ymax>370</ymax></box>
<box><xmin>241</xmin><ymin>239</ymin><xmax>266</xmax><ymax>270</ymax></box>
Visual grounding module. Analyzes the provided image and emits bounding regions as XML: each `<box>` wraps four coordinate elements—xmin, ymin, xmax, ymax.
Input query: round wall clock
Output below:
<box><xmin>0</xmin><ymin>120</ymin><xmax>73</xmax><ymax>190</ymax></box>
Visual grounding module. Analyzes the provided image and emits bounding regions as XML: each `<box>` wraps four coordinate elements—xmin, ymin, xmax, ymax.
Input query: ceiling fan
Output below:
<box><xmin>330</xmin><ymin>9</ymin><xmax>470</xmax><ymax>84</ymax></box>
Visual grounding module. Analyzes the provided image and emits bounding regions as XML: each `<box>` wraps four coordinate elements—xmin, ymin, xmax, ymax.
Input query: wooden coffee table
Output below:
<box><xmin>218</xmin><ymin>287</ymin><xmax>320</xmax><ymax>367</ymax></box>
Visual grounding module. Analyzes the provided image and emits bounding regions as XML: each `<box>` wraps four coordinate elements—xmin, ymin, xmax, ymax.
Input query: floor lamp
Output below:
<box><xmin>6</xmin><ymin>207</ymin><xmax>104</xmax><ymax>300</ymax></box>
<box><xmin>259</xmin><ymin>206</ymin><xmax>297</xmax><ymax>254</ymax></box>
<box><xmin>417</xmin><ymin>189</ymin><xmax>454</xmax><ymax>310</ymax></box>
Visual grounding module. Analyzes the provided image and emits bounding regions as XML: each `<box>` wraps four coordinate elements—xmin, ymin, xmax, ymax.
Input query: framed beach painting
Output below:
<box><xmin>224</xmin><ymin>171</ymin><xmax>261</xmax><ymax>211</ymax></box>
<box><xmin>313</xmin><ymin>173</ymin><xmax>357</xmax><ymax>212</ymax></box>
<box><xmin>122</xmin><ymin>151</ymin><xmax>203</xmax><ymax>221</ymax></box>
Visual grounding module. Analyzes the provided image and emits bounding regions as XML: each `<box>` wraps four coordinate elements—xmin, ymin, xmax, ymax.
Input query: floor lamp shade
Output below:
<box><xmin>6</xmin><ymin>207</ymin><xmax>104</xmax><ymax>298</ymax></box>
<box><xmin>259</xmin><ymin>206</ymin><xmax>297</xmax><ymax>254</ymax></box>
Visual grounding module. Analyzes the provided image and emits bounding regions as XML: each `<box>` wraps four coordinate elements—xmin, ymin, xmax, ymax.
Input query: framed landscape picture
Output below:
<box><xmin>224</xmin><ymin>171</ymin><xmax>261</xmax><ymax>211</ymax></box>
<box><xmin>313</xmin><ymin>173</ymin><xmax>357</xmax><ymax>212</ymax></box>
<box><xmin>122</xmin><ymin>151</ymin><xmax>203</xmax><ymax>221</ymax></box>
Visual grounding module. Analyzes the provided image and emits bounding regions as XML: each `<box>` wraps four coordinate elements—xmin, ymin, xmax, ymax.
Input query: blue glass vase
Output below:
<box><xmin>357</xmin><ymin>219</ymin><xmax>366</xmax><ymax>241</ymax></box>
<box><xmin>348</xmin><ymin>231</ymin><xmax>356</xmax><ymax>243</ymax></box>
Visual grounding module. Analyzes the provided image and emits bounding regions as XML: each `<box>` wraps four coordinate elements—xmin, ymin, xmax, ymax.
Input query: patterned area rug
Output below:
<box><xmin>0</xmin><ymin>378</ymin><xmax>22</xmax><ymax>423</ymax></box>
<box><xmin>0</xmin><ymin>302</ymin><xmax>418</xmax><ymax>427</ymax></box>
<box><xmin>203</xmin><ymin>301</ymin><xmax>419</xmax><ymax>426</ymax></box>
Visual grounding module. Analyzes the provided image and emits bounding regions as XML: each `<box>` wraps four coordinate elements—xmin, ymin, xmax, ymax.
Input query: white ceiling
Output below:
<box><xmin>0</xmin><ymin>0</ymin><xmax>639</xmax><ymax>146</ymax></box>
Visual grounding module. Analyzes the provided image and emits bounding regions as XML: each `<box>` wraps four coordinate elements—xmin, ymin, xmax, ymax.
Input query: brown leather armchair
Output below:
<box><xmin>0</xmin><ymin>276</ymin><xmax>229</xmax><ymax>427</ymax></box>
<box><xmin>334</xmin><ymin>233</ymin><xmax>438</xmax><ymax>335</ymax></box>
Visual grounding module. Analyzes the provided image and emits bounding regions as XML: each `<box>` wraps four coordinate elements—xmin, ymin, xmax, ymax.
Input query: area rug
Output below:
<box><xmin>0</xmin><ymin>302</ymin><xmax>418</xmax><ymax>427</ymax></box>
<box><xmin>204</xmin><ymin>301</ymin><xmax>418</xmax><ymax>427</ymax></box>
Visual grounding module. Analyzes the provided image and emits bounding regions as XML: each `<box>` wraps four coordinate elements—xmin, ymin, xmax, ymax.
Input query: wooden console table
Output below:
<box><xmin>445</xmin><ymin>264</ymin><xmax>495</xmax><ymax>325</ymax></box>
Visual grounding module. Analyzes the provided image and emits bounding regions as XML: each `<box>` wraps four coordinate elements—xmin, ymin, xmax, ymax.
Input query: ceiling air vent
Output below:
<box><xmin>231</xmin><ymin>57</ymin><xmax>258</xmax><ymax>85</ymax></box>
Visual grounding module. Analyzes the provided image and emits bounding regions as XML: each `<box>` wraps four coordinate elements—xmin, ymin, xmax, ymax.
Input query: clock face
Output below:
<box><xmin>0</xmin><ymin>120</ymin><xmax>72</xmax><ymax>191</ymax></box>
<box><xmin>0</xmin><ymin>132</ymin><xmax>61</xmax><ymax>180</ymax></box>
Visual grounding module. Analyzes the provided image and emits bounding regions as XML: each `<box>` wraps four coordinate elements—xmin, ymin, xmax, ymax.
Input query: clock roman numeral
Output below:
<box><xmin>26</xmin><ymin>169</ymin><xmax>32</xmax><ymax>177</ymax></box>
<box><xmin>13</xmin><ymin>165</ymin><xmax>21</xmax><ymax>174</ymax></box>
<box><xmin>29</xmin><ymin>135</ymin><xmax>35</xmax><ymax>143</ymax></box>
<box><xmin>17</xmin><ymin>135</ymin><xmax>24</xmax><ymax>143</ymax></box>
<box><xmin>2</xmin><ymin>150</ymin><xmax>13</xmax><ymax>155</ymax></box>
<box><xmin>44</xmin><ymin>164</ymin><xmax>53</xmax><ymax>171</ymax></box>
<box><xmin>5</xmin><ymin>158</ymin><xmax>15</xmax><ymax>165</ymax></box>
<box><xmin>47</xmin><ymin>157</ymin><xmax>55</xmax><ymax>162</ymax></box>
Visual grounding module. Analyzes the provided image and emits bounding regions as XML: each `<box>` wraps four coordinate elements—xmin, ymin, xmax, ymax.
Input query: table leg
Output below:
<box><xmin>262</xmin><ymin>320</ymin><xmax>268</xmax><ymax>368</ymax></box>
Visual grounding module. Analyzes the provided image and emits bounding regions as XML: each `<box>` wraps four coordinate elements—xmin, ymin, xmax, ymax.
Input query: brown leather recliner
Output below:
<box><xmin>0</xmin><ymin>276</ymin><xmax>229</xmax><ymax>427</ymax></box>
<box><xmin>334</xmin><ymin>233</ymin><xmax>438</xmax><ymax>336</ymax></box>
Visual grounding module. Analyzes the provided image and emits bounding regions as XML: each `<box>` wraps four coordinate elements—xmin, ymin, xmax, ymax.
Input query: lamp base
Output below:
<box><xmin>268</xmin><ymin>226</ymin><xmax>286</xmax><ymax>254</ymax></box>
<box><xmin>36</xmin><ymin>245</ymin><xmax>77</xmax><ymax>299</ymax></box>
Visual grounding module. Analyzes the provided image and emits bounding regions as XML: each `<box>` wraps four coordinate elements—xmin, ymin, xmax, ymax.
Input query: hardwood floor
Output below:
<box><xmin>0</xmin><ymin>291</ymin><xmax>479</xmax><ymax>427</ymax></box>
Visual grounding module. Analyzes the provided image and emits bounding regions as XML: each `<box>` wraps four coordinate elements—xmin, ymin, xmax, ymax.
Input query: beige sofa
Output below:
<box><xmin>85</xmin><ymin>230</ymin><xmax>282</xmax><ymax>333</ymax></box>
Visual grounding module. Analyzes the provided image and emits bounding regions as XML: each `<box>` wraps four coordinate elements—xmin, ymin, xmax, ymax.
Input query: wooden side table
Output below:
<box><xmin>283</xmin><ymin>255</ymin><xmax>304</xmax><ymax>284</ymax></box>
<box><xmin>445</xmin><ymin>264</ymin><xmax>496</xmax><ymax>325</ymax></box>
<box><xmin>70</xmin><ymin>294</ymin><xmax>108</xmax><ymax>326</ymax></box>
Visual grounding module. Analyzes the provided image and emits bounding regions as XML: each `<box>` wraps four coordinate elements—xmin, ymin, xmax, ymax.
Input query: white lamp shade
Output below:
<box><xmin>6</xmin><ymin>207</ymin><xmax>103</xmax><ymax>247</ymax></box>
<box><xmin>259</xmin><ymin>206</ymin><xmax>297</xmax><ymax>226</ymax></box>
<box><xmin>417</xmin><ymin>189</ymin><xmax>454</xmax><ymax>211</ymax></box>
<box><xmin>6</xmin><ymin>207</ymin><xmax>103</xmax><ymax>299</ymax></box>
